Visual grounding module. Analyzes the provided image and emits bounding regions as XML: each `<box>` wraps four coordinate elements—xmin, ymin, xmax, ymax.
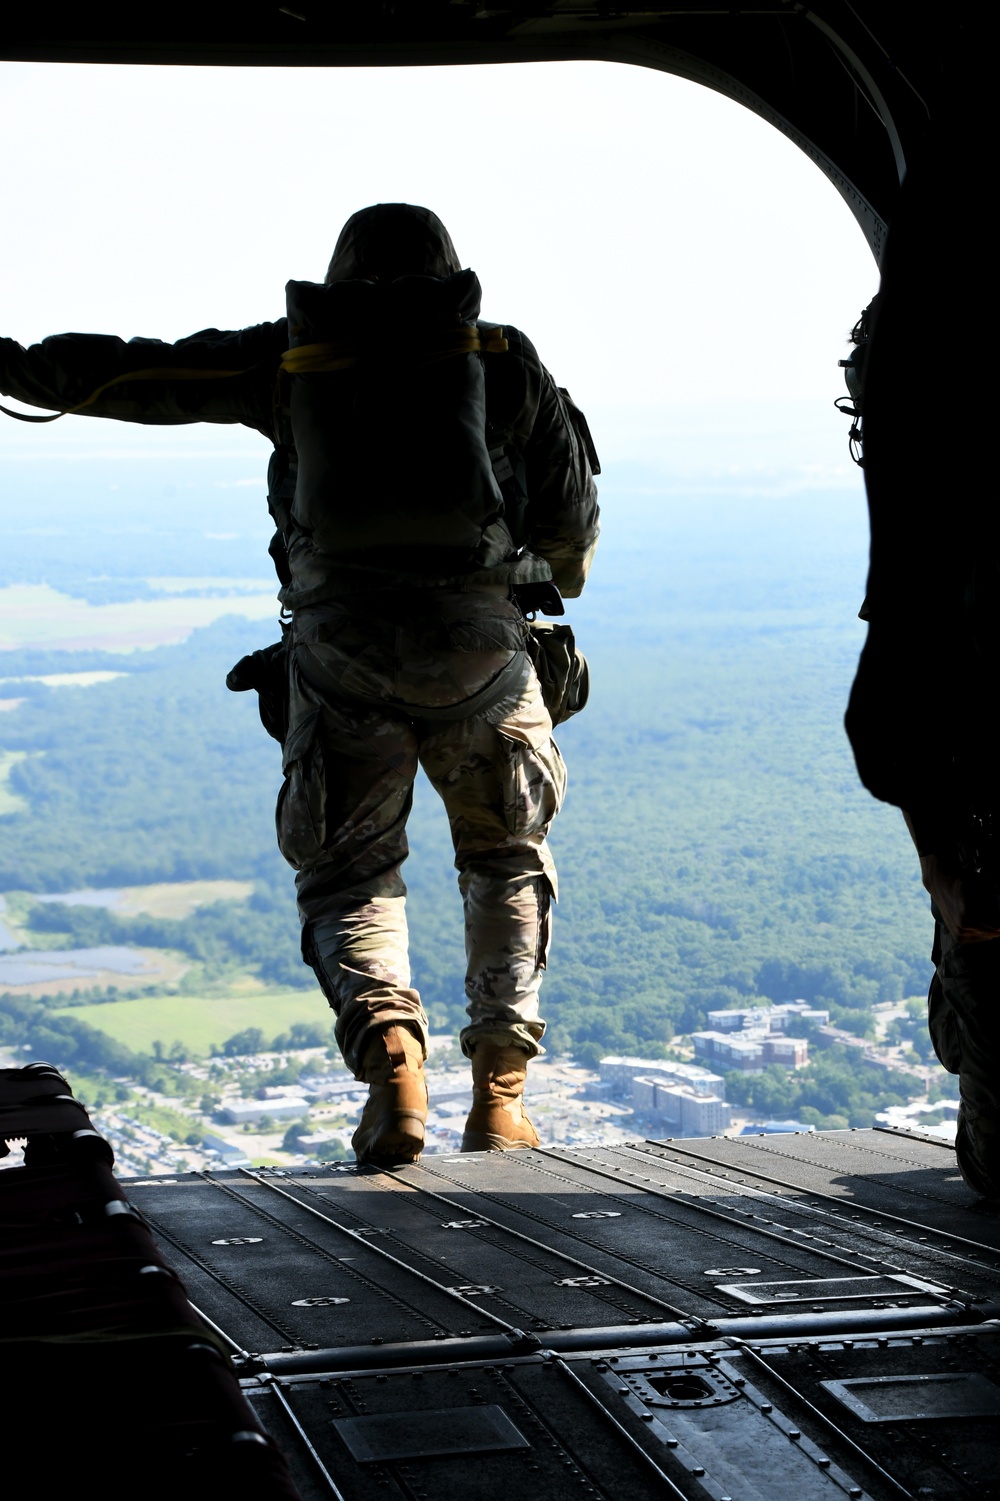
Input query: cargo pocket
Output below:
<box><xmin>275</xmin><ymin>707</ymin><xmax>327</xmax><ymax>870</ymax></box>
<box><xmin>536</xmin><ymin>875</ymin><xmax>553</xmax><ymax>971</ymax></box>
<box><xmin>939</xmin><ymin>936</ymin><xmax>1000</xmax><ymax>1046</ymax></box>
<box><xmin>497</xmin><ymin>732</ymin><xmax>567</xmax><ymax>839</ymax></box>
<box><xmin>927</xmin><ymin>972</ymin><xmax>962</xmax><ymax>1073</ymax></box>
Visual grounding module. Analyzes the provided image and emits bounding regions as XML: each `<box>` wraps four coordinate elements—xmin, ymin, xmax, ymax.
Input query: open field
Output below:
<box><xmin>0</xmin><ymin>671</ymin><xmax>126</xmax><ymax>688</ymax></box>
<box><xmin>0</xmin><ymin>583</ymin><xmax>278</xmax><ymax>653</ymax></box>
<box><xmin>53</xmin><ymin>979</ymin><xmax>330</xmax><ymax>1056</ymax></box>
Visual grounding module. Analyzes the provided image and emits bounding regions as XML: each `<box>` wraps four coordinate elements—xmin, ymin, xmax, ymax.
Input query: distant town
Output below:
<box><xmin>1</xmin><ymin>995</ymin><xmax>957</xmax><ymax>1176</ymax></box>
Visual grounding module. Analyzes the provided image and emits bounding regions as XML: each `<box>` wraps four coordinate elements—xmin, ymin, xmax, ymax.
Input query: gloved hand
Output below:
<box><xmin>226</xmin><ymin>640</ymin><xmax>288</xmax><ymax>743</ymax></box>
<box><xmin>512</xmin><ymin>580</ymin><xmax>564</xmax><ymax>618</ymax></box>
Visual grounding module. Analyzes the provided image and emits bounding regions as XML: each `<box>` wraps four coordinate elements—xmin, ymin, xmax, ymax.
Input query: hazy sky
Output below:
<box><xmin>0</xmin><ymin>59</ymin><xmax>877</xmax><ymax>484</ymax></box>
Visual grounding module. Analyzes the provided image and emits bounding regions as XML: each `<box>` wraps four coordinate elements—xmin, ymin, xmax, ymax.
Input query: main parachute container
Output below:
<box><xmin>284</xmin><ymin>270</ymin><xmax>507</xmax><ymax>569</ymax></box>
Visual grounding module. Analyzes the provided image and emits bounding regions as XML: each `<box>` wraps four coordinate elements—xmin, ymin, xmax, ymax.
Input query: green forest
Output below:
<box><xmin>1</xmin><ymin>477</ymin><xmax>933</xmax><ymax>1076</ymax></box>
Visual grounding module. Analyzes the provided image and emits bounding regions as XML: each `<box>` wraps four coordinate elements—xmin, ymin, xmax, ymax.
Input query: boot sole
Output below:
<box><xmin>460</xmin><ymin>1130</ymin><xmax>538</xmax><ymax>1153</ymax></box>
<box><xmin>356</xmin><ymin>1149</ymin><xmax>423</xmax><ymax>1169</ymax></box>
<box><xmin>353</xmin><ymin>1113</ymin><xmax>426</xmax><ymax>1169</ymax></box>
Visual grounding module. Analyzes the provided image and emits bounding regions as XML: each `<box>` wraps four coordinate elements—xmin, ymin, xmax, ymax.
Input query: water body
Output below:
<box><xmin>36</xmin><ymin>889</ymin><xmax>124</xmax><ymax>910</ymax></box>
<box><xmin>0</xmin><ymin>946</ymin><xmax>153</xmax><ymax>986</ymax></box>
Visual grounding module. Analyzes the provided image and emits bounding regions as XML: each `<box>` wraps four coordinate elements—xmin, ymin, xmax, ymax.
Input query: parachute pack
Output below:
<box><xmin>282</xmin><ymin>269</ymin><xmax>515</xmax><ymax>574</ymax></box>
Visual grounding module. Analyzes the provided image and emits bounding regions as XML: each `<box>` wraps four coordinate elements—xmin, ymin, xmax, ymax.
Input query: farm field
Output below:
<box><xmin>53</xmin><ymin>977</ymin><xmax>329</xmax><ymax>1057</ymax></box>
<box><xmin>0</xmin><ymin>582</ymin><xmax>278</xmax><ymax>653</ymax></box>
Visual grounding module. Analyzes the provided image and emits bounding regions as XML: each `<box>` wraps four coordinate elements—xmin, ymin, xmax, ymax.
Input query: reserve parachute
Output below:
<box><xmin>282</xmin><ymin>270</ymin><xmax>514</xmax><ymax>572</ymax></box>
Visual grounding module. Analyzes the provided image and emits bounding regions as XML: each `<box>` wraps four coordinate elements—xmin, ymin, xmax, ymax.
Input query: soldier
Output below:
<box><xmin>0</xmin><ymin>203</ymin><xmax>600</xmax><ymax>1168</ymax></box>
<box><xmin>900</xmin><ymin>805</ymin><xmax>1000</xmax><ymax>1199</ymax></box>
<box><xmin>843</xmin><ymin>264</ymin><xmax>1000</xmax><ymax>1201</ymax></box>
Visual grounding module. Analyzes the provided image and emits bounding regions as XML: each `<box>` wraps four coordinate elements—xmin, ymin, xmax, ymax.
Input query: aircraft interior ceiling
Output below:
<box><xmin>0</xmin><ymin>3</ymin><xmax>967</xmax><ymax>260</ymax></box>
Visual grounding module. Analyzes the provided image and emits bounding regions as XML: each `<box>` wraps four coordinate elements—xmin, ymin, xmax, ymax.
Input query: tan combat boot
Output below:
<box><xmin>462</xmin><ymin>1043</ymin><xmax>540</xmax><ymax>1152</ymax></box>
<box><xmin>352</xmin><ymin>1025</ymin><xmax>428</xmax><ymax>1168</ymax></box>
<box><xmin>956</xmin><ymin>1104</ymin><xmax>1000</xmax><ymax>1200</ymax></box>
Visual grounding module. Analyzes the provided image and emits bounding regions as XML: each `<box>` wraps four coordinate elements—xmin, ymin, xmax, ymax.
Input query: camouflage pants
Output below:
<box><xmin>928</xmin><ymin>909</ymin><xmax>1000</xmax><ymax>1196</ymax></box>
<box><xmin>276</xmin><ymin>601</ymin><xmax>566</xmax><ymax>1076</ymax></box>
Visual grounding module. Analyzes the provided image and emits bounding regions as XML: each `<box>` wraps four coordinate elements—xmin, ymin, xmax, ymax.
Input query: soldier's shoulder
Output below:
<box><xmin>480</xmin><ymin>321</ymin><xmax>539</xmax><ymax>368</ymax></box>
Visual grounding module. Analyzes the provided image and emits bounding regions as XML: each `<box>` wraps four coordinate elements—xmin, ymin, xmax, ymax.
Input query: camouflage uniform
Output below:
<box><xmin>901</xmin><ymin>800</ymin><xmax>1000</xmax><ymax>1198</ymax></box>
<box><xmin>270</xmin><ymin>208</ymin><xmax>598</xmax><ymax>1077</ymax></box>
<box><xmin>282</xmin><ymin>591</ymin><xmax>565</xmax><ymax>1072</ymax></box>
<box><xmin>927</xmin><ymin>910</ymin><xmax>1000</xmax><ymax>1197</ymax></box>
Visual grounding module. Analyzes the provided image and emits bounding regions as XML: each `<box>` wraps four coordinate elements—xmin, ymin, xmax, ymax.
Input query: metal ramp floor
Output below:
<box><xmin>123</xmin><ymin>1128</ymin><xmax>1000</xmax><ymax>1501</ymax></box>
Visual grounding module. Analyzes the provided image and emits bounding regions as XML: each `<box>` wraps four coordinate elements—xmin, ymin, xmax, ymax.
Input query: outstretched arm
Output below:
<box><xmin>1</xmin><ymin>321</ymin><xmax>287</xmax><ymax>440</ymax></box>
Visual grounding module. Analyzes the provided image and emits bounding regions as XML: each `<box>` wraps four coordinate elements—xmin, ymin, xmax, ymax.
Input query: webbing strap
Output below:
<box><xmin>0</xmin><ymin>364</ymin><xmax>258</xmax><ymax>424</ymax></box>
<box><xmin>399</xmin><ymin>648</ymin><xmax>525</xmax><ymax>723</ymax></box>
<box><xmin>0</xmin><ymin>402</ymin><xmax>63</xmax><ymax>424</ymax></box>
<box><xmin>281</xmin><ymin>324</ymin><xmax>508</xmax><ymax>375</ymax></box>
<box><xmin>302</xmin><ymin>647</ymin><xmax>527</xmax><ymax>725</ymax></box>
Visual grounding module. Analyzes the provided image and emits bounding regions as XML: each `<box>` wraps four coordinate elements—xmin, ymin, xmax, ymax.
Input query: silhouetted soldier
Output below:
<box><xmin>844</xmin><ymin>264</ymin><xmax>1000</xmax><ymax>1202</ymax></box>
<box><xmin>900</xmin><ymin>804</ymin><xmax>1000</xmax><ymax>1198</ymax></box>
<box><xmin>1</xmin><ymin>203</ymin><xmax>600</xmax><ymax>1167</ymax></box>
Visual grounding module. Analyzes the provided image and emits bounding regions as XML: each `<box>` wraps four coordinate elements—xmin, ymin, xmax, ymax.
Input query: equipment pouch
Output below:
<box><xmin>526</xmin><ymin>622</ymin><xmax>590</xmax><ymax>727</ymax></box>
<box><xmin>226</xmin><ymin>638</ymin><xmax>289</xmax><ymax>743</ymax></box>
<box><xmin>275</xmin><ymin>702</ymin><xmax>327</xmax><ymax>870</ymax></box>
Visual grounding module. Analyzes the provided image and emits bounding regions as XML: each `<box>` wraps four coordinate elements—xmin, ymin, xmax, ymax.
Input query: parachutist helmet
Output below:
<box><xmin>325</xmin><ymin>202</ymin><xmax>462</xmax><ymax>284</ymax></box>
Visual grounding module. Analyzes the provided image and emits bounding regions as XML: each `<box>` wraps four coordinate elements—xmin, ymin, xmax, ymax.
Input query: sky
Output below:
<box><xmin>0</xmin><ymin>59</ymin><xmax>878</xmax><ymax>490</ymax></box>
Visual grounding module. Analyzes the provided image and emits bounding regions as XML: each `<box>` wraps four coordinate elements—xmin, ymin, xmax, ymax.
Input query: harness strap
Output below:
<box><xmin>281</xmin><ymin>324</ymin><xmax>508</xmax><ymax>375</ymax></box>
<box><xmin>303</xmin><ymin>647</ymin><xmax>527</xmax><ymax>725</ymax></box>
<box><xmin>0</xmin><ymin>403</ymin><xmax>63</xmax><ymax>424</ymax></box>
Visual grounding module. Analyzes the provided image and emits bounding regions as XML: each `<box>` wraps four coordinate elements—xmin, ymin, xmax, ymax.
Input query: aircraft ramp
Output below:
<box><xmin>122</xmin><ymin>1129</ymin><xmax>1000</xmax><ymax>1500</ymax></box>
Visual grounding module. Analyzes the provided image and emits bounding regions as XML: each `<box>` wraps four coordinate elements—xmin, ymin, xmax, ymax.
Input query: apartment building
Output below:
<box><xmin>599</xmin><ymin>1055</ymin><xmax>726</xmax><ymax>1099</ymax></box>
<box><xmin>705</xmin><ymin>1001</ymin><xmax>830</xmax><ymax>1033</ymax></box>
<box><xmin>632</xmin><ymin>1075</ymin><xmax>731</xmax><ymax>1136</ymax></box>
<box><xmin>691</xmin><ymin>1030</ymin><xmax>766</xmax><ymax>1071</ymax></box>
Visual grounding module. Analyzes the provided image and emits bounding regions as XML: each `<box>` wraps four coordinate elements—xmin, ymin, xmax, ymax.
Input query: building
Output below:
<box><xmin>768</xmin><ymin>1002</ymin><xmax>830</xmax><ymax>1029</ymax></box>
<box><xmin>599</xmin><ymin>1055</ymin><xmax>725</xmax><ymax>1099</ymax></box>
<box><xmin>816</xmin><ymin>1025</ymin><xmax>866</xmax><ymax>1050</ymax></box>
<box><xmin>705</xmin><ymin>1002</ymin><xmax>829</xmax><ymax>1034</ymax></box>
<box><xmin>695</xmin><ymin>1010</ymin><xmax>814</xmax><ymax>1070</ymax></box>
<box><xmin>692</xmin><ymin>1030</ymin><xmax>809</xmax><ymax>1071</ymax></box>
<box><xmin>219</xmin><ymin>1096</ymin><xmax>309</xmax><ymax>1124</ymax></box>
<box><xmin>201</xmin><ymin>1132</ymin><xmax>252</xmax><ymax>1166</ymax></box>
<box><xmin>705</xmin><ymin>1007</ymin><xmax>771</xmax><ymax>1032</ymax></box>
<box><xmin>294</xmin><ymin>1131</ymin><xmax>346</xmax><ymax>1156</ymax></box>
<box><xmin>691</xmin><ymin>1031</ymin><xmax>765</xmax><ymax>1072</ymax></box>
<box><xmin>762</xmin><ymin>1036</ymin><xmax>809</xmax><ymax>1067</ymax></box>
<box><xmin>299</xmin><ymin>1078</ymin><xmax>369</xmax><ymax>1102</ymax></box>
<box><xmin>632</xmin><ymin>1075</ymin><xmax>731</xmax><ymax>1136</ymax></box>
